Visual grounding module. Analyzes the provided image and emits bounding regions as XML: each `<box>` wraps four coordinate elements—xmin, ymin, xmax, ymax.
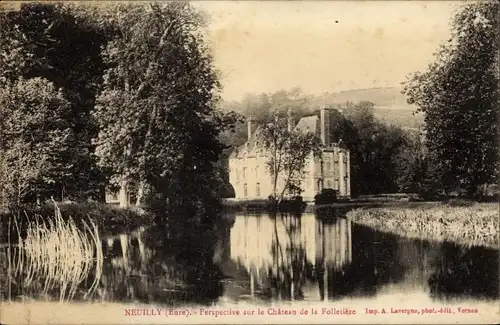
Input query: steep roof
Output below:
<box><xmin>229</xmin><ymin>125</ymin><xmax>266</xmax><ymax>159</ymax></box>
<box><xmin>230</xmin><ymin>114</ymin><xmax>323</xmax><ymax>159</ymax></box>
<box><xmin>294</xmin><ymin>115</ymin><xmax>320</xmax><ymax>136</ymax></box>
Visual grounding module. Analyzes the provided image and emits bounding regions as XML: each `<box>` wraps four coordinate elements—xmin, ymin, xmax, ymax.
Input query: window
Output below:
<box><xmin>327</xmin><ymin>180</ymin><xmax>332</xmax><ymax>188</ymax></box>
<box><xmin>244</xmin><ymin>183</ymin><xmax>248</xmax><ymax>197</ymax></box>
<box><xmin>326</xmin><ymin>162</ymin><xmax>332</xmax><ymax>170</ymax></box>
<box><xmin>256</xmin><ymin>183</ymin><xmax>260</xmax><ymax>196</ymax></box>
<box><xmin>334</xmin><ymin>179</ymin><xmax>339</xmax><ymax>190</ymax></box>
<box><xmin>243</xmin><ymin>167</ymin><xmax>247</xmax><ymax>178</ymax></box>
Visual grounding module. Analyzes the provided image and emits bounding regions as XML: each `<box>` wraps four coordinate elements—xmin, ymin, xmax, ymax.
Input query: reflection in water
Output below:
<box><xmin>428</xmin><ymin>243</ymin><xmax>499</xmax><ymax>300</ymax></box>
<box><xmin>225</xmin><ymin>213</ymin><xmax>499</xmax><ymax>303</ymax></box>
<box><xmin>229</xmin><ymin>213</ymin><xmax>352</xmax><ymax>301</ymax></box>
<box><xmin>93</xmin><ymin>223</ymin><xmax>226</xmax><ymax>305</ymax></box>
<box><xmin>1</xmin><ymin>212</ymin><xmax>498</xmax><ymax>305</ymax></box>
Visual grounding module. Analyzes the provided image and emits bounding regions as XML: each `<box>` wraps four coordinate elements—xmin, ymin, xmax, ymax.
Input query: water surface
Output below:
<box><xmin>2</xmin><ymin>212</ymin><xmax>499</xmax><ymax>309</ymax></box>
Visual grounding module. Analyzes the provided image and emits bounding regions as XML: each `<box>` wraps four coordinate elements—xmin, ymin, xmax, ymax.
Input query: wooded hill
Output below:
<box><xmin>220</xmin><ymin>87</ymin><xmax>424</xmax><ymax>130</ymax></box>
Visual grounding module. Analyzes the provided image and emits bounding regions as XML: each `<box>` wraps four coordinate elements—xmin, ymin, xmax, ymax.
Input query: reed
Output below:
<box><xmin>346</xmin><ymin>203</ymin><xmax>499</xmax><ymax>249</ymax></box>
<box><xmin>6</xmin><ymin>202</ymin><xmax>103</xmax><ymax>302</ymax></box>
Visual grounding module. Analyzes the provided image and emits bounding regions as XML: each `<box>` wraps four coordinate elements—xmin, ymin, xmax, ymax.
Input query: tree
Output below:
<box><xmin>403</xmin><ymin>2</ymin><xmax>499</xmax><ymax>197</ymax></box>
<box><xmin>93</xmin><ymin>3</ymin><xmax>237</xmax><ymax>214</ymax></box>
<box><xmin>0</xmin><ymin>77</ymin><xmax>73</xmax><ymax>204</ymax></box>
<box><xmin>261</xmin><ymin>116</ymin><xmax>322</xmax><ymax>203</ymax></box>
<box><xmin>335</xmin><ymin>101</ymin><xmax>408</xmax><ymax>195</ymax></box>
<box><xmin>393</xmin><ymin>128</ymin><xmax>427</xmax><ymax>193</ymax></box>
<box><xmin>0</xmin><ymin>2</ymin><xmax>110</xmax><ymax>201</ymax></box>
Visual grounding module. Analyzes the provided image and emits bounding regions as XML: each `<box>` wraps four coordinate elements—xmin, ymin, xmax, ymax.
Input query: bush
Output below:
<box><xmin>222</xmin><ymin>197</ymin><xmax>306</xmax><ymax>213</ymax></box>
<box><xmin>315</xmin><ymin>189</ymin><xmax>338</xmax><ymax>205</ymax></box>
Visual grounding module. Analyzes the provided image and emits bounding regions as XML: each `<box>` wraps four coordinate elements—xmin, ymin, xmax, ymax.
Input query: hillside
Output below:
<box><xmin>312</xmin><ymin>87</ymin><xmax>416</xmax><ymax>109</ymax></box>
<box><xmin>312</xmin><ymin>87</ymin><xmax>424</xmax><ymax>128</ymax></box>
<box><xmin>220</xmin><ymin>87</ymin><xmax>425</xmax><ymax>129</ymax></box>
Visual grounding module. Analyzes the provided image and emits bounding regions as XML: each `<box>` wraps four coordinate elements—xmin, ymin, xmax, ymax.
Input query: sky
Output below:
<box><xmin>194</xmin><ymin>1</ymin><xmax>465</xmax><ymax>102</ymax></box>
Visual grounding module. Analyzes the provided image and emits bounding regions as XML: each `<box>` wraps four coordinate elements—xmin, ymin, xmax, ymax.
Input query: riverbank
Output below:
<box><xmin>222</xmin><ymin>198</ymin><xmax>440</xmax><ymax>214</ymax></box>
<box><xmin>346</xmin><ymin>203</ymin><xmax>499</xmax><ymax>249</ymax></box>
<box><xmin>0</xmin><ymin>202</ymin><xmax>154</xmax><ymax>240</ymax></box>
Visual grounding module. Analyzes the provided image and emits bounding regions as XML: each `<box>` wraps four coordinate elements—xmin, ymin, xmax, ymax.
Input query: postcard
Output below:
<box><xmin>0</xmin><ymin>1</ymin><xmax>498</xmax><ymax>324</ymax></box>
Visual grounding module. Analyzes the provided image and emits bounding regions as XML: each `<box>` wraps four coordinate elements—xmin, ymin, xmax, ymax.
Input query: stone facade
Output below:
<box><xmin>228</xmin><ymin>107</ymin><xmax>351</xmax><ymax>201</ymax></box>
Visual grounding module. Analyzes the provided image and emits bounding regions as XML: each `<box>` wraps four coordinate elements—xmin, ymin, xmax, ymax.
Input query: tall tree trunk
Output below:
<box><xmin>119</xmin><ymin>176</ymin><xmax>129</xmax><ymax>208</ymax></box>
<box><xmin>135</xmin><ymin>182</ymin><xmax>144</xmax><ymax>206</ymax></box>
<box><xmin>98</xmin><ymin>186</ymin><xmax>106</xmax><ymax>203</ymax></box>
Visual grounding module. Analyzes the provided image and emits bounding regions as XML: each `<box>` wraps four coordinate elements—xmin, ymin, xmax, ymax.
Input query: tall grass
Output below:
<box><xmin>346</xmin><ymin>203</ymin><xmax>499</xmax><ymax>249</ymax></box>
<box><xmin>6</xmin><ymin>202</ymin><xmax>103</xmax><ymax>302</ymax></box>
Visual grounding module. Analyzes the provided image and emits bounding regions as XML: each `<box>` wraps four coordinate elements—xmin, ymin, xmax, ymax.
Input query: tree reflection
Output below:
<box><xmin>428</xmin><ymin>242</ymin><xmax>499</xmax><ymax>300</ymax></box>
<box><xmin>229</xmin><ymin>213</ymin><xmax>354</xmax><ymax>301</ymax></box>
<box><xmin>268</xmin><ymin>212</ymin><xmax>313</xmax><ymax>300</ymax></box>
<box><xmin>89</xmin><ymin>217</ymin><xmax>226</xmax><ymax>305</ymax></box>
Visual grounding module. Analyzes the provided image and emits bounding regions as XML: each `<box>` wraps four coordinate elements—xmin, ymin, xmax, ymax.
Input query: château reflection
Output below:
<box><xmin>225</xmin><ymin>213</ymin><xmax>499</xmax><ymax>303</ymax></box>
<box><xmin>2</xmin><ymin>212</ymin><xmax>497</xmax><ymax>304</ymax></box>
<box><xmin>229</xmin><ymin>213</ymin><xmax>353</xmax><ymax>301</ymax></box>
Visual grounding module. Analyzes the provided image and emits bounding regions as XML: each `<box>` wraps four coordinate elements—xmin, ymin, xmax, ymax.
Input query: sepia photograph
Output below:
<box><xmin>0</xmin><ymin>1</ymin><xmax>498</xmax><ymax>324</ymax></box>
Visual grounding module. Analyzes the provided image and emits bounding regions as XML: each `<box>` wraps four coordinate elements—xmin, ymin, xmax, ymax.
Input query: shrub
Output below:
<box><xmin>315</xmin><ymin>189</ymin><xmax>338</xmax><ymax>205</ymax></box>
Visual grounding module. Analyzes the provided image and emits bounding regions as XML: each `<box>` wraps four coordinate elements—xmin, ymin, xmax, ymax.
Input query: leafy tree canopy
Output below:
<box><xmin>403</xmin><ymin>1</ymin><xmax>499</xmax><ymax>196</ymax></box>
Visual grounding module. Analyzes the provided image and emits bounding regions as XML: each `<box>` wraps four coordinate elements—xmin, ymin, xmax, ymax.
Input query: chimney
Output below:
<box><xmin>247</xmin><ymin>117</ymin><xmax>253</xmax><ymax>141</ymax></box>
<box><xmin>320</xmin><ymin>105</ymin><xmax>331</xmax><ymax>146</ymax></box>
<box><xmin>287</xmin><ymin>108</ymin><xmax>293</xmax><ymax>132</ymax></box>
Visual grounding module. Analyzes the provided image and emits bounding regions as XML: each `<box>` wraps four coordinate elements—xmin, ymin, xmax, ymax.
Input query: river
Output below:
<box><xmin>1</xmin><ymin>212</ymin><xmax>499</xmax><ymax>324</ymax></box>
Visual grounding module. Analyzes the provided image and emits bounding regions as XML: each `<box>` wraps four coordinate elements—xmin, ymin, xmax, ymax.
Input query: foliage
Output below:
<box><xmin>261</xmin><ymin>116</ymin><xmax>322</xmax><ymax>202</ymax></box>
<box><xmin>0</xmin><ymin>78</ymin><xmax>73</xmax><ymax>204</ymax></box>
<box><xmin>393</xmin><ymin>128</ymin><xmax>427</xmax><ymax>193</ymax></box>
<box><xmin>92</xmin><ymin>2</ymin><xmax>237</xmax><ymax>219</ymax></box>
<box><xmin>314</xmin><ymin>189</ymin><xmax>338</xmax><ymax>205</ymax></box>
<box><xmin>0</xmin><ymin>3</ymin><xmax>110</xmax><ymax>202</ymax></box>
<box><xmin>403</xmin><ymin>2</ymin><xmax>499</xmax><ymax>197</ymax></box>
<box><xmin>339</xmin><ymin>102</ymin><xmax>409</xmax><ymax>195</ymax></box>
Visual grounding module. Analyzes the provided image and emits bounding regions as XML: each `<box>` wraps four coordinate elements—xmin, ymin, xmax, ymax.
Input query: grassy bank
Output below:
<box><xmin>346</xmin><ymin>202</ymin><xmax>499</xmax><ymax>249</ymax></box>
<box><xmin>0</xmin><ymin>202</ymin><xmax>154</xmax><ymax>240</ymax></box>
